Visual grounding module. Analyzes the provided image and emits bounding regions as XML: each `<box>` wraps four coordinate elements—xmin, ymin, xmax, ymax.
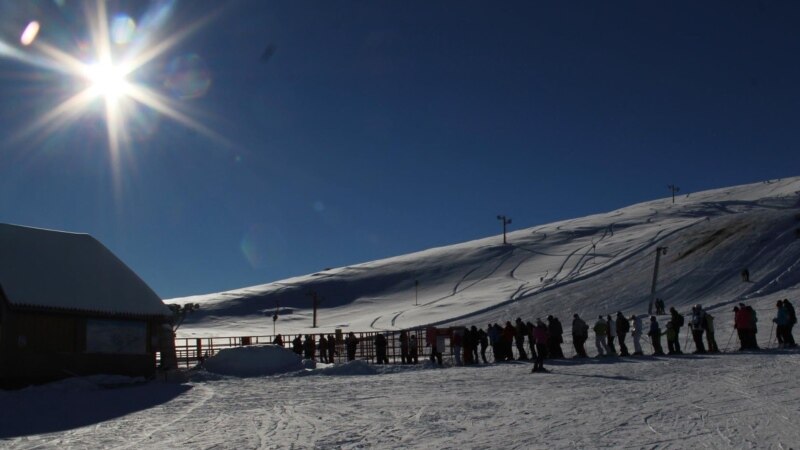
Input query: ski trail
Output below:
<box><xmin>548</xmin><ymin>243</ymin><xmax>591</xmax><ymax>283</ymax></box>
<box><xmin>109</xmin><ymin>383</ymin><xmax>215</xmax><ymax>450</ymax></box>
<box><xmin>452</xmin><ymin>266</ymin><xmax>482</xmax><ymax>295</ymax></box>
<box><xmin>429</xmin><ymin>218</ymin><xmax>707</xmax><ymax>327</ymax></box>
<box><xmin>386</xmin><ymin>249</ymin><xmax>518</xmax><ymax>329</ymax></box>
<box><xmin>508</xmin><ymin>253</ymin><xmax>535</xmax><ymax>282</ymax></box>
<box><xmin>418</xmin><ymin>250</ymin><xmax>515</xmax><ymax>309</ymax></box>
<box><xmin>370</xmin><ymin>316</ymin><xmax>381</xmax><ymax>329</ymax></box>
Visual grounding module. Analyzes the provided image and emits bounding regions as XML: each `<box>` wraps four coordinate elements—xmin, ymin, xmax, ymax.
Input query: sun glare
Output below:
<box><xmin>85</xmin><ymin>61</ymin><xmax>129</xmax><ymax>101</ymax></box>
<box><xmin>0</xmin><ymin>0</ymin><xmax>227</xmax><ymax>197</ymax></box>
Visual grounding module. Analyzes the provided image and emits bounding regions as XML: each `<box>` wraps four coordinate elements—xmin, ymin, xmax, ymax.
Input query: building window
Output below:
<box><xmin>86</xmin><ymin>319</ymin><xmax>147</xmax><ymax>354</ymax></box>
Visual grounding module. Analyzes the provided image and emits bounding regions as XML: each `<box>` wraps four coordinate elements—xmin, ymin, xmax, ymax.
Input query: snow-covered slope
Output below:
<box><xmin>167</xmin><ymin>177</ymin><xmax>800</xmax><ymax>338</ymax></box>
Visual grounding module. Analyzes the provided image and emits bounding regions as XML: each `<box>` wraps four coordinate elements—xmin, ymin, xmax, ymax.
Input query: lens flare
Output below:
<box><xmin>164</xmin><ymin>54</ymin><xmax>211</xmax><ymax>99</ymax></box>
<box><xmin>0</xmin><ymin>0</ymin><xmax>229</xmax><ymax>198</ymax></box>
<box><xmin>240</xmin><ymin>224</ymin><xmax>288</xmax><ymax>270</ymax></box>
<box><xmin>20</xmin><ymin>21</ymin><xmax>41</xmax><ymax>46</ymax></box>
<box><xmin>111</xmin><ymin>15</ymin><xmax>136</xmax><ymax>45</ymax></box>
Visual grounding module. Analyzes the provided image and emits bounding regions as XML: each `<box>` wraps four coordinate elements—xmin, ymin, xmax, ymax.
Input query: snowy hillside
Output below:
<box><xmin>167</xmin><ymin>177</ymin><xmax>800</xmax><ymax>338</ymax></box>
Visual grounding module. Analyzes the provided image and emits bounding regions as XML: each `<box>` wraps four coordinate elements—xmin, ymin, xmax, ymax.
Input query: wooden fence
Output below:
<box><xmin>172</xmin><ymin>328</ymin><xmax>436</xmax><ymax>368</ymax></box>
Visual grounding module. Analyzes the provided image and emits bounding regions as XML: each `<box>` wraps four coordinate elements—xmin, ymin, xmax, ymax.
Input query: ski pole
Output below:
<box><xmin>724</xmin><ymin>327</ymin><xmax>735</xmax><ymax>352</ymax></box>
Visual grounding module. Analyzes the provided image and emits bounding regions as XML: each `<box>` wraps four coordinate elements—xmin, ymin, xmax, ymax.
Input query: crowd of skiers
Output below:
<box><xmin>273</xmin><ymin>298</ymin><xmax>797</xmax><ymax>368</ymax></box>
<box><xmin>425</xmin><ymin>298</ymin><xmax>797</xmax><ymax>371</ymax></box>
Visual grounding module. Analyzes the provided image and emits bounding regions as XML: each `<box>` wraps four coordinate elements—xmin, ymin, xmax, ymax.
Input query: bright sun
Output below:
<box><xmin>84</xmin><ymin>61</ymin><xmax>130</xmax><ymax>101</ymax></box>
<box><xmin>1</xmin><ymin>0</ymin><xmax>224</xmax><ymax>189</ymax></box>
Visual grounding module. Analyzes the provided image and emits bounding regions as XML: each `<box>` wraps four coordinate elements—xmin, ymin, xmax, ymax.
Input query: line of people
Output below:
<box><xmin>278</xmin><ymin>333</ymin><xmax>341</xmax><ymax>363</ymax></box>
<box><xmin>430</xmin><ymin>317</ymin><xmax>566</xmax><ymax>372</ymax></box>
<box><xmin>439</xmin><ymin>299</ymin><xmax>797</xmax><ymax>366</ymax></box>
<box><xmin>274</xmin><ymin>298</ymin><xmax>797</xmax><ymax>366</ymax></box>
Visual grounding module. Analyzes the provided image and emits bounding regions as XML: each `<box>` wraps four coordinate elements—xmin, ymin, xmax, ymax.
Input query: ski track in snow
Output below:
<box><xmin>5</xmin><ymin>352</ymin><xmax>799</xmax><ymax>449</ymax></box>
<box><xmin>376</xmin><ymin>250</ymin><xmax>516</xmax><ymax>329</ymax></box>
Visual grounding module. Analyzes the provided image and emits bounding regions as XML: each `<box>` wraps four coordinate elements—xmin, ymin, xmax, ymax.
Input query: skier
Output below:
<box><xmin>374</xmin><ymin>333</ymin><xmax>389</xmax><ymax>364</ymax></box>
<box><xmin>734</xmin><ymin>305</ymin><xmax>751</xmax><ymax>350</ymax></box>
<box><xmin>616</xmin><ymin>311</ymin><xmax>630</xmax><ymax>356</ymax></box>
<box><xmin>546</xmin><ymin>315</ymin><xmax>565</xmax><ymax>358</ymax></box>
<box><xmin>665</xmin><ymin>321</ymin><xmax>679</xmax><ymax>355</ymax></box>
<box><xmin>318</xmin><ymin>335</ymin><xmax>329</xmax><ymax>363</ymax></box>
<box><xmin>704</xmin><ymin>313</ymin><xmax>719</xmax><ymax>353</ymax></box>
<box><xmin>531</xmin><ymin>319</ymin><xmax>549</xmax><ymax>373</ymax></box>
<box><xmin>452</xmin><ymin>328</ymin><xmax>463</xmax><ymax>366</ymax></box>
<box><xmin>746</xmin><ymin>305</ymin><xmax>760</xmax><ymax>349</ymax></box>
<box><xmin>648</xmin><ymin>316</ymin><xmax>665</xmax><ymax>355</ymax></box>
<box><xmin>470</xmin><ymin>326</ymin><xmax>481</xmax><ymax>364</ymax></box>
<box><xmin>514</xmin><ymin>318</ymin><xmax>529</xmax><ymax>360</ymax></box>
<box><xmin>571</xmin><ymin>314</ymin><xmax>590</xmax><ymax>358</ymax></box>
<box><xmin>399</xmin><ymin>330</ymin><xmax>410</xmax><ymax>364</ymax></box>
<box><xmin>526</xmin><ymin>321</ymin><xmax>537</xmax><ymax>361</ymax></box>
<box><xmin>477</xmin><ymin>327</ymin><xmax>489</xmax><ymax>363</ymax></box>
<box><xmin>655</xmin><ymin>298</ymin><xmax>666</xmax><ymax>315</ymax></box>
<box><xmin>303</xmin><ymin>334</ymin><xmax>315</xmax><ymax>360</ymax></box>
<box><xmin>273</xmin><ymin>334</ymin><xmax>284</xmax><ymax>347</ymax></box>
<box><xmin>427</xmin><ymin>328</ymin><xmax>443</xmax><ymax>366</ymax></box>
<box><xmin>593</xmin><ymin>316</ymin><xmax>610</xmax><ymax>357</ymax></box>
<box><xmin>292</xmin><ymin>335</ymin><xmax>303</xmax><ymax>356</ymax></box>
<box><xmin>502</xmin><ymin>321</ymin><xmax>516</xmax><ymax>361</ymax></box>
<box><xmin>327</xmin><ymin>334</ymin><xmax>337</xmax><ymax>363</ymax></box>
<box><xmin>409</xmin><ymin>334</ymin><xmax>419</xmax><ymax>363</ymax></box>
<box><xmin>690</xmin><ymin>305</ymin><xmax>707</xmax><ymax>354</ymax></box>
<box><xmin>462</xmin><ymin>327</ymin><xmax>474</xmax><ymax>365</ymax></box>
<box><xmin>773</xmin><ymin>301</ymin><xmax>790</xmax><ymax>348</ymax></box>
<box><xmin>488</xmin><ymin>323</ymin><xmax>502</xmax><ymax>362</ymax></box>
<box><xmin>345</xmin><ymin>332</ymin><xmax>359</xmax><ymax>361</ymax></box>
<box><xmin>630</xmin><ymin>314</ymin><xmax>644</xmax><ymax>355</ymax></box>
<box><xmin>741</xmin><ymin>268</ymin><xmax>750</xmax><ymax>282</ymax></box>
<box><xmin>668</xmin><ymin>307</ymin><xmax>684</xmax><ymax>354</ymax></box>
<box><xmin>606</xmin><ymin>314</ymin><xmax>617</xmax><ymax>355</ymax></box>
<box><xmin>783</xmin><ymin>299</ymin><xmax>797</xmax><ymax>347</ymax></box>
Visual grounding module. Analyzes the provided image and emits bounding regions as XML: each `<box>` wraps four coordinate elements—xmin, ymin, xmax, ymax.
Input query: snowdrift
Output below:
<box><xmin>202</xmin><ymin>345</ymin><xmax>303</xmax><ymax>377</ymax></box>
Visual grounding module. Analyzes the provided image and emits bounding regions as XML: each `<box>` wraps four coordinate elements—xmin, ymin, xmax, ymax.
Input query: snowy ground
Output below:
<box><xmin>2</xmin><ymin>347</ymin><xmax>799</xmax><ymax>449</ymax></box>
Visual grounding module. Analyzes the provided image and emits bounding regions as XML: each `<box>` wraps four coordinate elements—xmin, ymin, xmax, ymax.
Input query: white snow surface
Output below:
<box><xmin>2</xmin><ymin>177</ymin><xmax>800</xmax><ymax>448</ymax></box>
<box><xmin>0</xmin><ymin>223</ymin><xmax>170</xmax><ymax>317</ymax></box>
<box><xmin>202</xmin><ymin>344</ymin><xmax>304</xmax><ymax>377</ymax></box>
<box><xmin>1</xmin><ymin>347</ymin><xmax>799</xmax><ymax>448</ymax></box>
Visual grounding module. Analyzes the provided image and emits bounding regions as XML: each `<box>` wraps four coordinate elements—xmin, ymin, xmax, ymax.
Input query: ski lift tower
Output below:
<box><xmin>497</xmin><ymin>215</ymin><xmax>512</xmax><ymax>245</ymax></box>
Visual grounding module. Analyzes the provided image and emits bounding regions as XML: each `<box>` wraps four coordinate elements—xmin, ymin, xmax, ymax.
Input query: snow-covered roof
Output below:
<box><xmin>0</xmin><ymin>224</ymin><xmax>170</xmax><ymax>318</ymax></box>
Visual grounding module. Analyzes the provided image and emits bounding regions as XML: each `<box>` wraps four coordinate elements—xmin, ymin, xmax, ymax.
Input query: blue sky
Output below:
<box><xmin>1</xmin><ymin>0</ymin><xmax>799</xmax><ymax>299</ymax></box>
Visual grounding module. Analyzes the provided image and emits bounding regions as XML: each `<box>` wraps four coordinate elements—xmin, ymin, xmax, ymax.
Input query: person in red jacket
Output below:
<box><xmin>502</xmin><ymin>322</ymin><xmax>516</xmax><ymax>361</ymax></box>
<box><xmin>734</xmin><ymin>304</ymin><xmax>755</xmax><ymax>350</ymax></box>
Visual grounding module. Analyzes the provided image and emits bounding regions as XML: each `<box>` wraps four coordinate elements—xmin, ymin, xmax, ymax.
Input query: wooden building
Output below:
<box><xmin>0</xmin><ymin>224</ymin><xmax>173</xmax><ymax>386</ymax></box>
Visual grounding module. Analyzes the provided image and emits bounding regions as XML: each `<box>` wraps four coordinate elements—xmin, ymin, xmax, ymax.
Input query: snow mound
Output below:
<box><xmin>301</xmin><ymin>359</ymin><xmax>317</xmax><ymax>370</ymax></box>
<box><xmin>203</xmin><ymin>345</ymin><xmax>303</xmax><ymax>377</ymax></box>
<box><xmin>316</xmin><ymin>360</ymin><xmax>379</xmax><ymax>376</ymax></box>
